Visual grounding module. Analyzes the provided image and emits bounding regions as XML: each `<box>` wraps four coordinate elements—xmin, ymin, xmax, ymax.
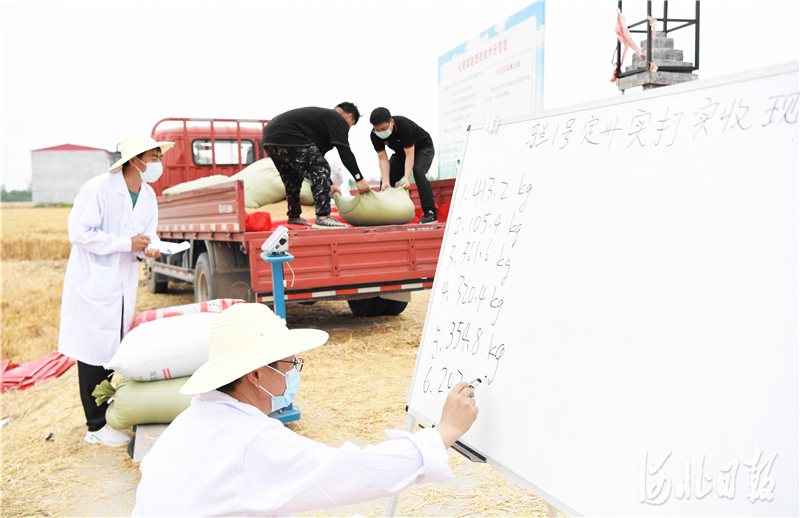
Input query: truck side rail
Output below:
<box><xmin>244</xmin><ymin>225</ymin><xmax>445</xmax><ymax>296</ymax></box>
<box><xmin>156</xmin><ymin>180</ymin><xmax>247</xmax><ymax>242</ymax></box>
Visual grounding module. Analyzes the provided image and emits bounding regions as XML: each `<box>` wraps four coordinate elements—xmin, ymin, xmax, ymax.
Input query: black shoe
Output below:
<box><xmin>312</xmin><ymin>216</ymin><xmax>347</xmax><ymax>229</ymax></box>
<box><xmin>287</xmin><ymin>217</ymin><xmax>312</xmax><ymax>227</ymax></box>
<box><xmin>419</xmin><ymin>211</ymin><xmax>438</xmax><ymax>224</ymax></box>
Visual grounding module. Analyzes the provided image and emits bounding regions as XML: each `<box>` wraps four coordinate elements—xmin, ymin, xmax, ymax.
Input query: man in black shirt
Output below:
<box><xmin>369</xmin><ymin>107</ymin><xmax>437</xmax><ymax>224</ymax></box>
<box><xmin>262</xmin><ymin>102</ymin><xmax>371</xmax><ymax>228</ymax></box>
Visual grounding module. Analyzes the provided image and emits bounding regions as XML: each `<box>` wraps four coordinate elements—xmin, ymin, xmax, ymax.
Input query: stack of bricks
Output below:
<box><xmin>618</xmin><ymin>32</ymin><xmax>698</xmax><ymax>91</ymax></box>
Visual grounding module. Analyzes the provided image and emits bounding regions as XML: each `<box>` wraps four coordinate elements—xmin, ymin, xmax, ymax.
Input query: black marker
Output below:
<box><xmin>469</xmin><ymin>378</ymin><xmax>482</xmax><ymax>391</ymax></box>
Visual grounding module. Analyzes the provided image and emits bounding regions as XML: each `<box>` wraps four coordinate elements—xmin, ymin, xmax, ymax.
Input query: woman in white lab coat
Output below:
<box><xmin>58</xmin><ymin>132</ymin><xmax>173</xmax><ymax>447</ymax></box>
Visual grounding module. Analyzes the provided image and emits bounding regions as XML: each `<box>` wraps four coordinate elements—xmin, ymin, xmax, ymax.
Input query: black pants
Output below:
<box><xmin>263</xmin><ymin>144</ymin><xmax>332</xmax><ymax>219</ymax></box>
<box><xmin>384</xmin><ymin>146</ymin><xmax>436</xmax><ymax>215</ymax></box>
<box><xmin>77</xmin><ymin>300</ymin><xmax>122</xmax><ymax>432</ymax></box>
<box><xmin>78</xmin><ymin>361</ymin><xmax>114</xmax><ymax>432</ymax></box>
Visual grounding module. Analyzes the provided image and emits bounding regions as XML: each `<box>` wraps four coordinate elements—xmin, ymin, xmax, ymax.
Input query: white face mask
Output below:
<box><xmin>135</xmin><ymin>159</ymin><xmax>163</xmax><ymax>183</ymax></box>
<box><xmin>374</xmin><ymin>121</ymin><xmax>393</xmax><ymax>139</ymax></box>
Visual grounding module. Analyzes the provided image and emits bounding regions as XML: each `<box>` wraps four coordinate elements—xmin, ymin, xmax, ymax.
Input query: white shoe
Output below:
<box><xmin>85</xmin><ymin>425</ymin><xmax>132</xmax><ymax>447</ymax></box>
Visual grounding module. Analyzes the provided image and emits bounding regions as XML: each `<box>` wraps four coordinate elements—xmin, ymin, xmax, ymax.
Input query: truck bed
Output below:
<box><xmin>155</xmin><ymin>179</ymin><xmax>454</xmax><ymax>301</ymax></box>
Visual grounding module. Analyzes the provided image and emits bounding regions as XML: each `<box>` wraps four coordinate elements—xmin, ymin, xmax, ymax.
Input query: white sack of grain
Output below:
<box><xmin>104</xmin><ymin>312</ymin><xmax>217</xmax><ymax>381</ymax></box>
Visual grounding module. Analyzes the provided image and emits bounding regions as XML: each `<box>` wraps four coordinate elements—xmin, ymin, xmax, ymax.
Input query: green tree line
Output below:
<box><xmin>1</xmin><ymin>185</ymin><xmax>32</xmax><ymax>202</ymax></box>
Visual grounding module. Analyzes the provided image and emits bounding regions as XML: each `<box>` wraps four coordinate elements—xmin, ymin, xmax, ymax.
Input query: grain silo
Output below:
<box><xmin>31</xmin><ymin>144</ymin><xmax>115</xmax><ymax>205</ymax></box>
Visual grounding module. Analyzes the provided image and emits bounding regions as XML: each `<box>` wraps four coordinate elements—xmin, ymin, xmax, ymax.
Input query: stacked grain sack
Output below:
<box><xmin>162</xmin><ymin>158</ymin><xmax>315</xmax><ymax>207</ymax></box>
<box><xmin>95</xmin><ymin>299</ymin><xmax>245</xmax><ymax>429</ymax></box>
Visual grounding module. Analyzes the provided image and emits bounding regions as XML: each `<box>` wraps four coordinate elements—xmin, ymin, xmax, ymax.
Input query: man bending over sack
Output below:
<box><xmin>261</xmin><ymin>102</ymin><xmax>372</xmax><ymax>229</ymax></box>
<box><xmin>132</xmin><ymin>303</ymin><xmax>479</xmax><ymax>516</ymax></box>
<box><xmin>58</xmin><ymin>132</ymin><xmax>172</xmax><ymax>448</ymax></box>
<box><xmin>370</xmin><ymin>107</ymin><xmax>438</xmax><ymax>224</ymax></box>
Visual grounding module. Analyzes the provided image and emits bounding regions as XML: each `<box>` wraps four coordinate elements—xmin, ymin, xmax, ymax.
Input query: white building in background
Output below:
<box><xmin>31</xmin><ymin>144</ymin><xmax>116</xmax><ymax>205</ymax></box>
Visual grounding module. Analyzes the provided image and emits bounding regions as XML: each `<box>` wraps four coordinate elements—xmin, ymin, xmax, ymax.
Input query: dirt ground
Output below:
<box><xmin>1</xmin><ymin>205</ymin><xmax>567</xmax><ymax>517</ymax></box>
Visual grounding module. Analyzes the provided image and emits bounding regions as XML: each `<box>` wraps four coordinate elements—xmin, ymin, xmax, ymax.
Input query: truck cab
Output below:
<box><xmin>150</xmin><ymin>118</ymin><xmax>269</xmax><ymax>196</ymax></box>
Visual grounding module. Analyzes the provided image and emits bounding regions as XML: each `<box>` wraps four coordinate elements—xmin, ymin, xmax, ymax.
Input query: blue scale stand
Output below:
<box><xmin>260</xmin><ymin>250</ymin><xmax>301</xmax><ymax>424</ymax></box>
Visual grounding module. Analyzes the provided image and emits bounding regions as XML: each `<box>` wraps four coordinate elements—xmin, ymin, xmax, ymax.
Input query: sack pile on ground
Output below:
<box><xmin>99</xmin><ymin>300</ymin><xmax>239</xmax><ymax>429</ymax></box>
<box><xmin>130</xmin><ymin>299</ymin><xmax>244</xmax><ymax>331</ymax></box>
<box><xmin>332</xmin><ymin>187</ymin><xmax>416</xmax><ymax>226</ymax></box>
<box><xmin>105</xmin><ymin>312</ymin><xmax>216</xmax><ymax>381</ymax></box>
<box><xmin>94</xmin><ymin>377</ymin><xmax>194</xmax><ymax>430</ymax></box>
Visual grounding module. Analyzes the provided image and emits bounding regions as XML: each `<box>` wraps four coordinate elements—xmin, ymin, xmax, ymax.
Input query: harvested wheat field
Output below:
<box><xmin>1</xmin><ymin>206</ymin><xmax>566</xmax><ymax>517</ymax></box>
<box><xmin>1</xmin><ymin>207</ymin><xmax>72</xmax><ymax>261</ymax></box>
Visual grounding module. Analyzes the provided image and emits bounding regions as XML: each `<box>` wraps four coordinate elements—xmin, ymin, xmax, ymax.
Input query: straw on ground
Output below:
<box><xmin>1</xmin><ymin>206</ymin><xmax>567</xmax><ymax>517</ymax></box>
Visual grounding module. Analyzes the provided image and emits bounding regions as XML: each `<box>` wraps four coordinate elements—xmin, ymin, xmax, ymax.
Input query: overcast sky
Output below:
<box><xmin>1</xmin><ymin>0</ymin><xmax>798</xmax><ymax>190</ymax></box>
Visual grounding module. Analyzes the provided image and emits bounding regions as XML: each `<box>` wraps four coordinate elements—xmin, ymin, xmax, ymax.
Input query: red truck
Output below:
<box><xmin>146</xmin><ymin>118</ymin><xmax>453</xmax><ymax>317</ymax></box>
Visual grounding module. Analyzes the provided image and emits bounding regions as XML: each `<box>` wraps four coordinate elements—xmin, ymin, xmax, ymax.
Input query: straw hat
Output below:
<box><xmin>180</xmin><ymin>303</ymin><xmax>328</xmax><ymax>395</ymax></box>
<box><xmin>109</xmin><ymin>132</ymin><xmax>174</xmax><ymax>172</ymax></box>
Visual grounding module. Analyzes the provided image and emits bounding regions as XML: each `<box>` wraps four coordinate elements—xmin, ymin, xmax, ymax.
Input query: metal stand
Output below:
<box><xmin>259</xmin><ymin>251</ymin><xmax>294</xmax><ymax>319</ymax></box>
<box><xmin>259</xmin><ymin>251</ymin><xmax>301</xmax><ymax>424</ymax></box>
<box><xmin>385</xmin><ymin>414</ymin><xmax>417</xmax><ymax>517</ymax></box>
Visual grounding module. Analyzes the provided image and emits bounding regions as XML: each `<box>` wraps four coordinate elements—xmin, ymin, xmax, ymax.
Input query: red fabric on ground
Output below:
<box><xmin>0</xmin><ymin>352</ymin><xmax>75</xmax><ymax>392</ymax></box>
<box><xmin>270</xmin><ymin>215</ymin><xmax>348</xmax><ymax>231</ymax></box>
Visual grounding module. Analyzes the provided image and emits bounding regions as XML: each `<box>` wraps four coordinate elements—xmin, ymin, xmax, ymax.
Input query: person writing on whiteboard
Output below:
<box><xmin>131</xmin><ymin>303</ymin><xmax>478</xmax><ymax>516</ymax></box>
<box><xmin>370</xmin><ymin>107</ymin><xmax>438</xmax><ymax>224</ymax></box>
<box><xmin>58</xmin><ymin>132</ymin><xmax>170</xmax><ymax>448</ymax></box>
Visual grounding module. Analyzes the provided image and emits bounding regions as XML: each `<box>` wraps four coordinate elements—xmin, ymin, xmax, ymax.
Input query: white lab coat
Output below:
<box><xmin>57</xmin><ymin>172</ymin><xmax>159</xmax><ymax>366</ymax></box>
<box><xmin>131</xmin><ymin>391</ymin><xmax>454</xmax><ymax>517</ymax></box>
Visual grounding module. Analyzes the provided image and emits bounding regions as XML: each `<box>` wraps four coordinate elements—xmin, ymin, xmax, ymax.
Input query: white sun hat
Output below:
<box><xmin>180</xmin><ymin>303</ymin><xmax>328</xmax><ymax>395</ymax></box>
<box><xmin>109</xmin><ymin>132</ymin><xmax>174</xmax><ymax>172</ymax></box>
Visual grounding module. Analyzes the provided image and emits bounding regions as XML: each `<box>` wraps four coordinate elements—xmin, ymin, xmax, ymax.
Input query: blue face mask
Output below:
<box><xmin>260</xmin><ymin>366</ymin><xmax>300</xmax><ymax>412</ymax></box>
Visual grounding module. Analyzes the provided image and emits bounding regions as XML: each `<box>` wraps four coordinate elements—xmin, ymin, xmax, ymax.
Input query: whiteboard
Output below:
<box><xmin>406</xmin><ymin>63</ymin><xmax>799</xmax><ymax>517</ymax></box>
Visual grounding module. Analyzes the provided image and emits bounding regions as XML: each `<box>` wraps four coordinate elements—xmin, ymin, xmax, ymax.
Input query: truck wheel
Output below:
<box><xmin>146</xmin><ymin>259</ymin><xmax>168</xmax><ymax>294</ymax></box>
<box><xmin>347</xmin><ymin>297</ymin><xmax>387</xmax><ymax>317</ymax></box>
<box><xmin>194</xmin><ymin>253</ymin><xmax>216</xmax><ymax>302</ymax></box>
<box><xmin>382</xmin><ymin>300</ymin><xmax>408</xmax><ymax>316</ymax></box>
